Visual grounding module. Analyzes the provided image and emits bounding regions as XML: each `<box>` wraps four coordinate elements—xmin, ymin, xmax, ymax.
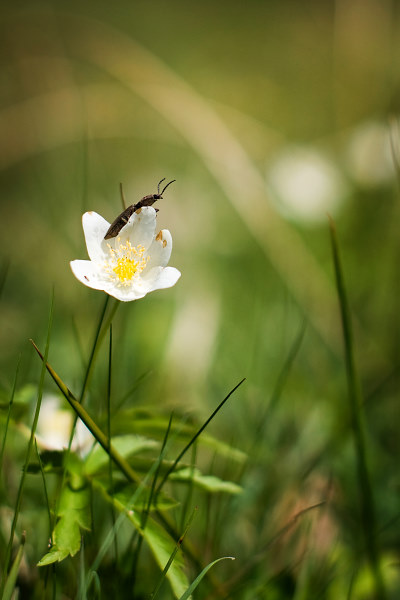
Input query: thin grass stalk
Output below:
<box><xmin>106</xmin><ymin>325</ymin><xmax>118</xmax><ymax>562</ymax></box>
<box><xmin>61</xmin><ymin>297</ymin><xmax>119</xmax><ymax>533</ymax></box>
<box><xmin>151</xmin><ymin>506</ymin><xmax>198</xmax><ymax>600</ymax></box>
<box><xmin>114</xmin><ymin>370</ymin><xmax>151</xmax><ymax>412</ymax></box>
<box><xmin>34</xmin><ymin>439</ymin><xmax>52</xmax><ymax>536</ymax></box>
<box><xmin>206</xmin><ymin>502</ymin><xmax>324</xmax><ymax>600</ymax></box>
<box><xmin>180</xmin><ymin>443</ymin><xmax>197</xmax><ymax>532</ymax></box>
<box><xmin>179</xmin><ymin>556</ymin><xmax>235</xmax><ymax>600</ymax></box>
<box><xmin>78</xmin><ymin>536</ymin><xmax>87</xmax><ymax>600</ymax></box>
<box><xmin>330</xmin><ymin>219</ymin><xmax>386</xmax><ymax>600</ymax></box>
<box><xmin>0</xmin><ymin>291</ymin><xmax>54</xmax><ymax>595</ymax></box>
<box><xmin>1</xmin><ymin>533</ymin><xmax>25</xmax><ymax>600</ymax></box>
<box><xmin>79</xmin><ymin>295</ymin><xmax>110</xmax><ymax>404</ymax></box>
<box><xmin>86</xmin><ymin>456</ymin><xmax>165</xmax><ymax>590</ymax></box>
<box><xmin>152</xmin><ymin>380</ymin><xmax>246</xmax><ymax>592</ymax></box>
<box><xmin>155</xmin><ymin>378</ymin><xmax>246</xmax><ymax>496</ymax></box>
<box><xmin>260</xmin><ymin>319</ymin><xmax>306</xmax><ymax>424</ymax></box>
<box><xmin>71</xmin><ymin>316</ymin><xmax>86</xmax><ymax>372</ymax></box>
<box><xmin>0</xmin><ymin>355</ymin><xmax>21</xmax><ymax>478</ymax></box>
<box><xmin>130</xmin><ymin>413</ymin><xmax>174</xmax><ymax>594</ymax></box>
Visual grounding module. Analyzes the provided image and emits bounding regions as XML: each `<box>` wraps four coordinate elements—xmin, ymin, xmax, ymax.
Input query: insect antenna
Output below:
<box><xmin>160</xmin><ymin>179</ymin><xmax>176</xmax><ymax>195</ymax></box>
<box><xmin>157</xmin><ymin>178</ymin><xmax>166</xmax><ymax>194</ymax></box>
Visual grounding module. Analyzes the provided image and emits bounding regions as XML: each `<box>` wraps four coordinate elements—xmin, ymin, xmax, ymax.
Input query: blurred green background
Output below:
<box><xmin>1</xmin><ymin>0</ymin><xmax>400</xmax><ymax>597</ymax></box>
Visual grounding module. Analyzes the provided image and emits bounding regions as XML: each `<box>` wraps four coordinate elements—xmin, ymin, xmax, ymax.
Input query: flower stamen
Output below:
<box><xmin>104</xmin><ymin>239</ymin><xmax>149</xmax><ymax>286</ymax></box>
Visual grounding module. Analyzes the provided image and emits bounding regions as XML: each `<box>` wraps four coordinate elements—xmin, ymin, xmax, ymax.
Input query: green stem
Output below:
<box><xmin>155</xmin><ymin>378</ymin><xmax>246</xmax><ymax>496</ymax></box>
<box><xmin>330</xmin><ymin>219</ymin><xmax>386</xmax><ymax>600</ymax></box>
<box><xmin>107</xmin><ymin>325</ymin><xmax>119</xmax><ymax>562</ymax></box>
<box><xmin>0</xmin><ymin>356</ymin><xmax>21</xmax><ymax>478</ymax></box>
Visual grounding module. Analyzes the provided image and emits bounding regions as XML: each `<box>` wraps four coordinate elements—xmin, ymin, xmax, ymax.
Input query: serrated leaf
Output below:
<box><xmin>38</xmin><ymin>520</ymin><xmax>81</xmax><ymax>566</ymax></box>
<box><xmin>84</xmin><ymin>435</ymin><xmax>158</xmax><ymax>476</ymax></box>
<box><xmin>37</xmin><ymin>474</ymin><xmax>91</xmax><ymax>566</ymax></box>
<box><xmin>170</xmin><ymin>468</ymin><xmax>242</xmax><ymax>494</ymax></box>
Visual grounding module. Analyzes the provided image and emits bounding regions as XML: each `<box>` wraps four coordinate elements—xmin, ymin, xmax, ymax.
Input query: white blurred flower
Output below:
<box><xmin>267</xmin><ymin>147</ymin><xmax>347</xmax><ymax>224</ymax></box>
<box><xmin>37</xmin><ymin>395</ymin><xmax>91</xmax><ymax>454</ymax></box>
<box><xmin>70</xmin><ymin>206</ymin><xmax>181</xmax><ymax>302</ymax></box>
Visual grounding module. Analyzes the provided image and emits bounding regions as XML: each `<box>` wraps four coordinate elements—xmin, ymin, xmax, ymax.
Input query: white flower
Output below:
<box><xmin>70</xmin><ymin>206</ymin><xmax>181</xmax><ymax>301</ymax></box>
<box><xmin>37</xmin><ymin>395</ymin><xmax>92</xmax><ymax>454</ymax></box>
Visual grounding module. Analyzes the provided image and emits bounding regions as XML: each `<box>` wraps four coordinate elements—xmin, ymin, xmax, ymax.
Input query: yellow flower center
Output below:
<box><xmin>113</xmin><ymin>256</ymin><xmax>138</xmax><ymax>281</ymax></box>
<box><xmin>105</xmin><ymin>239</ymin><xmax>149</xmax><ymax>286</ymax></box>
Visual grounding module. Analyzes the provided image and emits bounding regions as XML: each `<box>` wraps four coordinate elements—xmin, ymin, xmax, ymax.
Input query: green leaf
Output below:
<box><xmin>128</xmin><ymin>512</ymin><xmax>189</xmax><ymax>600</ymax></box>
<box><xmin>108</xmin><ymin>480</ymin><xmax>179</xmax><ymax>512</ymax></box>
<box><xmin>37</xmin><ymin>474</ymin><xmax>91</xmax><ymax>566</ymax></box>
<box><xmin>113</xmin><ymin>414</ymin><xmax>247</xmax><ymax>464</ymax></box>
<box><xmin>170</xmin><ymin>468</ymin><xmax>242</xmax><ymax>494</ymax></box>
<box><xmin>84</xmin><ymin>435</ymin><xmax>158</xmax><ymax>476</ymax></box>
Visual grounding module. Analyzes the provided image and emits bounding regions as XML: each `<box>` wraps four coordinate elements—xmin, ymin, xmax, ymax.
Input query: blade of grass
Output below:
<box><xmin>63</xmin><ymin>296</ymin><xmax>119</xmax><ymax>538</ymax></box>
<box><xmin>264</xmin><ymin>319</ymin><xmax>306</xmax><ymax>418</ymax></box>
<box><xmin>79</xmin><ymin>295</ymin><xmax>109</xmax><ymax>404</ymax></box>
<box><xmin>152</xmin><ymin>380</ymin><xmax>245</xmax><ymax>593</ymax></box>
<box><xmin>180</xmin><ymin>443</ymin><xmax>197</xmax><ymax>532</ymax></box>
<box><xmin>86</xmin><ymin>452</ymin><xmax>172</xmax><ymax>593</ymax></box>
<box><xmin>0</xmin><ymin>355</ymin><xmax>21</xmax><ymax>478</ymax></box>
<box><xmin>34</xmin><ymin>438</ymin><xmax>52</xmax><ymax>536</ymax></box>
<box><xmin>114</xmin><ymin>370</ymin><xmax>152</xmax><ymax>412</ymax></box>
<box><xmin>329</xmin><ymin>218</ymin><xmax>386</xmax><ymax>600</ymax></box>
<box><xmin>30</xmin><ymin>340</ymin><xmax>141</xmax><ymax>485</ymax></box>
<box><xmin>151</xmin><ymin>506</ymin><xmax>198</xmax><ymax>600</ymax></box>
<box><xmin>155</xmin><ymin>378</ymin><xmax>246</xmax><ymax>497</ymax></box>
<box><xmin>78</xmin><ymin>536</ymin><xmax>87</xmax><ymax>600</ymax></box>
<box><xmin>178</xmin><ymin>556</ymin><xmax>235</xmax><ymax>600</ymax></box>
<box><xmin>0</xmin><ymin>291</ymin><xmax>54</xmax><ymax>595</ymax></box>
<box><xmin>210</xmin><ymin>502</ymin><xmax>324</xmax><ymax>600</ymax></box>
<box><xmin>1</xmin><ymin>533</ymin><xmax>25</xmax><ymax>600</ymax></box>
<box><xmin>106</xmin><ymin>325</ymin><xmax>118</xmax><ymax>562</ymax></box>
<box><xmin>131</xmin><ymin>413</ymin><xmax>174</xmax><ymax>593</ymax></box>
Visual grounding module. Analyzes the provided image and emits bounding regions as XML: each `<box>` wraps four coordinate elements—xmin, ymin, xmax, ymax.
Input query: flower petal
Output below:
<box><xmin>118</xmin><ymin>206</ymin><xmax>157</xmax><ymax>250</ymax></box>
<box><xmin>101</xmin><ymin>282</ymin><xmax>147</xmax><ymax>302</ymax></box>
<box><xmin>70</xmin><ymin>260</ymin><xmax>107</xmax><ymax>291</ymax></box>
<box><xmin>144</xmin><ymin>229</ymin><xmax>173</xmax><ymax>271</ymax></box>
<box><xmin>82</xmin><ymin>212</ymin><xmax>111</xmax><ymax>262</ymax></box>
<box><xmin>146</xmin><ymin>267</ymin><xmax>181</xmax><ymax>292</ymax></box>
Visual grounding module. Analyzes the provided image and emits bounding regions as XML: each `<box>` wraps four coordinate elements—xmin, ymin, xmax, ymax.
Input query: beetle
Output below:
<box><xmin>104</xmin><ymin>178</ymin><xmax>176</xmax><ymax>240</ymax></box>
